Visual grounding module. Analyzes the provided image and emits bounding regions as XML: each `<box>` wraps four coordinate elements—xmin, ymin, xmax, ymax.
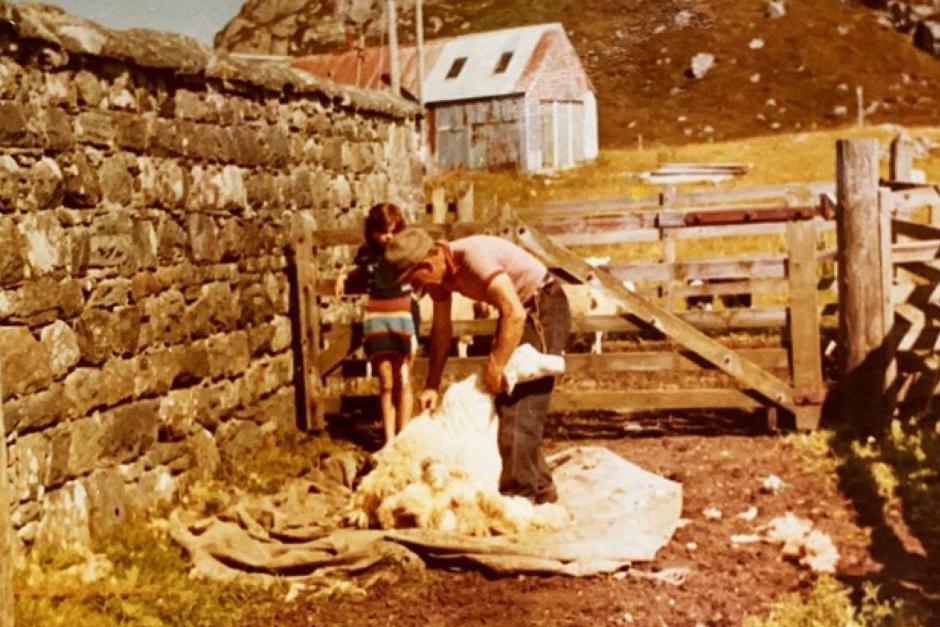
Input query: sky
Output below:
<box><xmin>15</xmin><ymin>0</ymin><xmax>246</xmax><ymax>44</ymax></box>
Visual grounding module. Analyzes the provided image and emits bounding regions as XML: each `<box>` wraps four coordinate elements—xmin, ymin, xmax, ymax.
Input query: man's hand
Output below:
<box><xmin>418</xmin><ymin>388</ymin><xmax>440</xmax><ymax>411</ymax></box>
<box><xmin>482</xmin><ymin>356</ymin><xmax>506</xmax><ymax>395</ymax></box>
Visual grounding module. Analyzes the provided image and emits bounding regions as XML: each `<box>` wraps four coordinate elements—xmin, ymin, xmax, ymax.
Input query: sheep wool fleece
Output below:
<box><xmin>496</xmin><ymin>277</ymin><xmax>571</xmax><ymax>503</ymax></box>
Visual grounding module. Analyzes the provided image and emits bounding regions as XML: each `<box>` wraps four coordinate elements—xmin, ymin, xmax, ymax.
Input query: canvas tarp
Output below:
<box><xmin>169</xmin><ymin>446</ymin><xmax>682</xmax><ymax>580</ymax></box>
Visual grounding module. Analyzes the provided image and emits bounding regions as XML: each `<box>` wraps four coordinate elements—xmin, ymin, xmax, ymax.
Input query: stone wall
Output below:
<box><xmin>0</xmin><ymin>2</ymin><xmax>421</xmax><ymax>549</ymax></box>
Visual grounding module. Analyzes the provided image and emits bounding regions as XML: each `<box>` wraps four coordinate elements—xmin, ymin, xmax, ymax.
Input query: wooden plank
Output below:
<box><xmin>515</xmin><ymin>219</ymin><xmax>797</xmax><ymax>412</ymax></box>
<box><xmin>891</xmin><ymin>239</ymin><xmax>940</xmax><ymax>263</ymax></box>
<box><xmin>889</xmin><ymin>185</ymin><xmax>940</xmax><ymax>213</ymax></box>
<box><xmin>318</xmin><ymin>306</ymin><xmax>829</xmax><ymax>340</ymax></box>
<box><xmin>880</xmin><ymin>190</ymin><xmax>898</xmax><ymax>414</ymax></box>
<box><xmin>0</xmin><ymin>372</ymin><xmax>13</xmax><ymax>627</ymax></box>
<box><xmin>519</xmin><ymin>181</ymin><xmax>835</xmax><ymax>218</ymax></box>
<box><xmin>892</xmin><ymin>218</ymin><xmax>940</xmax><ymax>241</ymax></box>
<box><xmin>432</xmin><ymin>187</ymin><xmax>447</xmax><ymax>224</ymax></box>
<box><xmin>289</xmin><ymin>216</ymin><xmax>325</xmax><ymax>431</ymax></box>
<box><xmin>549</xmin><ymin>389</ymin><xmax>762</xmax><ymax>412</ymax></box>
<box><xmin>457</xmin><ymin>183</ymin><xmax>474</xmax><ymax>223</ymax></box>
<box><xmin>320</xmin><ymin>388</ymin><xmax>764</xmax><ymax>414</ymax></box>
<box><xmin>334</xmin><ymin>348</ymin><xmax>790</xmax><ymax>379</ymax></box>
<box><xmin>786</xmin><ymin>220</ymin><xmax>824</xmax><ymax>428</ymax></box>
<box><xmin>889</xmin><ymin>133</ymin><xmax>914</xmax><ymax>182</ymax></box>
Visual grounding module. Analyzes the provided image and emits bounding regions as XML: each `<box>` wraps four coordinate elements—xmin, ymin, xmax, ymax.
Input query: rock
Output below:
<box><xmin>765</xmin><ymin>0</ymin><xmax>786</xmax><ymax>18</ymax></box>
<box><xmin>216</xmin><ymin>419</ymin><xmax>267</xmax><ymax>465</ymax></box>
<box><xmin>749</xmin><ymin>38</ymin><xmax>765</xmax><ymax>49</ymax></box>
<box><xmin>0</xmin><ymin>216</ymin><xmax>27</xmax><ymax>286</ymax></box>
<box><xmin>0</xmin><ymin>326</ymin><xmax>53</xmax><ymax>400</ymax></box>
<box><xmin>81</xmin><ymin>469</ymin><xmax>128</xmax><ymax>539</ymax></box>
<box><xmin>35</xmin><ymin>481</ymin><xmax>92</xmax><ymax>549</ymax></box>
<box><xmin>40</xmin><ymin>319</ymin><xmax>81</xmax><ymax>378</ymax></box>
<box><xmin>689</xmin><ymin>53</ymin><xmax>715</xmax><ymax>79</ymax></box>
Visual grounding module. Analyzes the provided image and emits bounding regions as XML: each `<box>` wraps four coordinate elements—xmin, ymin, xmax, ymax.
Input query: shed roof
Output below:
<box><xmin>292</xmin><ymin>22</ymin><xmax>591</xmax><ymax>105</ymax></box>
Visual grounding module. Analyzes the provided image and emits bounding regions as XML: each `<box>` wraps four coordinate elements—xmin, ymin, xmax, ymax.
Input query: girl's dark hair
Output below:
<box><xmin>364</xmin><ymin>203</ymin><xmax>407</xmax><ymax>247</ymax></box>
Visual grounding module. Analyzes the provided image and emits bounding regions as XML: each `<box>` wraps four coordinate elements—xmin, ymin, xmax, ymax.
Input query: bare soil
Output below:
<box><xmin>241</xmin><ymin>424</ymin><xmax>936</xmax><ymax>626</ymax></box>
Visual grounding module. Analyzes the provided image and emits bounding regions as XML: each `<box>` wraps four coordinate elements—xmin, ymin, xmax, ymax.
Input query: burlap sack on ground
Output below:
<box><xmin>169</xmin><ymin>446</ymin><xmax>682</xmax><ymax>579</ymax></box>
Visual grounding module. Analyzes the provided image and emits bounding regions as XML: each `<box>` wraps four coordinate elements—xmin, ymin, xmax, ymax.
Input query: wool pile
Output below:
<box><xmin>346</xmin><ymin>345</ymin><xmax>569</xmax><ymax>536</ymax></box>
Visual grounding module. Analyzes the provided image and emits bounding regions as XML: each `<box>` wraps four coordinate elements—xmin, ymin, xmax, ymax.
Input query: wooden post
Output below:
<box><xmin>879</xmin><ymin>189</ymin><xmax>898</xmax><ymax>416</ymax></box>
<box><xmin>889</xmin><ymin>133</ymin><xmax>914</xmax><ymax>183</ymax></box>
<box><xmin>836</xmin><ymin>138</ymin><xmax>888</xmax><ymax>430</ymax></box>
<box><xmin>786</xmin><ymin>220</ymin><xmax>824</xmax><ymax>430</ymax></box>
<box><xmin>415</xmin><ymin>0</ymin><xmax>425</xmax><ymax>107</ymax></box>
<box><xmin>431</xmin><ymin>187</ymin><xmax>447</xmax><ymax>224</ymax></box>
<box><xmin>456</xmin><ymin>183</ymin><xmax>474</xmax><ymax>223</ymax></box>
<box><xmin>289</xmin><ymin>216</ymin><xmax>325</xmax><ymax>431</ymax></box>
<box><xmin>386</xmin><ymin>0</ymin><xmax>401</xmax><ymax>96</ymax></box>
<box><xmin>0</xmin><ymin>373</ymin><xmax>14</xmax><ymax>627</ymax></box>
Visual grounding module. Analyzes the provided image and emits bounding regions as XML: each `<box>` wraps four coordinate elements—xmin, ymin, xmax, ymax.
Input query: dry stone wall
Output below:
<box><xmin>0</xmin><ymin>2</ymin><xmax>421</xmax><ymax>550</ymax></box>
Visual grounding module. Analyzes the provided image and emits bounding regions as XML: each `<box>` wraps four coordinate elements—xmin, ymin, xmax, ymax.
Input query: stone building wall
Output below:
<box><xmin>0</xmin><ymin>2</ymin><xmax>421</xmax><ymax>549</ymax></box>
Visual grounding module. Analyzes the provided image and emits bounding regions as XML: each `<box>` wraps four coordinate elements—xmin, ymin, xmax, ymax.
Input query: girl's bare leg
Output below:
<box><xmin>375</xmin><ymin>358</ymin><xmax>396</xmax><ymax>444</ymax></box>
<box><xmin>396</xmin><ymin>355</ymin><xmax>414</xmax><ymax>431</ymax></box>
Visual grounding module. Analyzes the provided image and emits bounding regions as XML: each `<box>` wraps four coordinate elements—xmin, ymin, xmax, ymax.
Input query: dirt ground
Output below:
<box><xmin>241</xmin><ymin>422</ymin><xmax>916</xmax><ymax>627</ymax></box>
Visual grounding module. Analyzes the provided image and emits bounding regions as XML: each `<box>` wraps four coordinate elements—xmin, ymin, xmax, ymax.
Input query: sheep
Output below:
<box><xmin>345</xmin><ymin>344</ymin><xmax>569</xmax><ymax>536</ymax></box>
<box><xmin>566</xmin><ymin>256</ymin><xmax>636</xmax><ymax>354</ymax></box>
<box><xmin>418</xmin><ymin>293</ymin><xmax>494</xmax><ymax>358</ymax></box>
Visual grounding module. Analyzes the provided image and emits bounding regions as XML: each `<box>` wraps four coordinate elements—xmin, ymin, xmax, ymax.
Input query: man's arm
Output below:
<box><xmin>423</xmin><ymin>293</ymin><xmax>453</xmax><ymax>394</ymax></box>
<box><xmin>484</xmin><ymin>273</ymin><xmax>526</xmax><ymax>393</ymax></box>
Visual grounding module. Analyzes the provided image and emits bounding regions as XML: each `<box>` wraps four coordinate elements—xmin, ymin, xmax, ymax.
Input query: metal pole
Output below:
<box><xmin>0</xmin><ymin>372</ymin><xmax>14</xmax><ymax>627</ymax></box>
<box><xmin>386</xmin><ymin>0</ymin><xmax>401</xmax><ymax>96</ymax></box>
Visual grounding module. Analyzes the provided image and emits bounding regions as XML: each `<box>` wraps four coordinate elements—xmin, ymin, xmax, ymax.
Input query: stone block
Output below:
<box><xmin>42</xmin><ymin>107</ymin><xmax>75</xmax><ymax>151</ymax></box>
<box><xmin>141</xmin><ymin>289</ymin><xmax>188</xmax><ymax>347</ymax></box>
<box><xmin>3</xmin><ymin>278</ymin><xmax>84</xmax><ymax>324</ymax></box>
<box><xmin>18</xmin><ymin>211</ymin><xmax>67</xmax><ymax>275</ymax></box>
<box><xmin>81</xmin><ymin>468</ymin><xmax>128</xmax><ymax>540</ymax></box>
<box><xmin>247</xmin><ymin>322</ymin><xmax>276</xmax><ymax>357</ymax></box>
<box><xmin>216</xmin><ymin>419</ymin><xmax>266</xmax><ymax>465</ymax></box>
<box><xmin>186</xmin><ymin>213</ymin><xmax>221</xmax><ymax>262</ymax></box>
<box><xmin>74</xmin><ymin>110</ymin><xmax>116</xmax><ymax>148</ymax></box>
<box><xmin>35</xmin><ymin>481</ymin><xmax>92</xmax><ymax>550</ymax></box>
<box><xmin>89</xmin><ymin>233</ymin><xmax>135</xmax><ymax>270</ymax></box>
<box><xmin>87</xmin><ymin>278</ymin><xmax>133</xmax><ymax>309</ymax></box>
<box><xmin>187</xmin><ymin>428</ymin><xmax>220</xmax><ymax>479</ymax></box>
<box><xmin>45</xmin><ymin>427</ymin><xmax>71</xmax><ymax>488</ymax></box>
<box><xmin>175</xmin><ymin>342</ymin><xmax>210</xmax><ymax>386</ymax></box>
<box><xmin>112</xmin><ymin>305</ymin><xmax>142</xmax><ymax>356</ymax></box>
<box><xmin>264</xmin><ymin>123</ymin><xmax>291</xmax><ymax>167</ymax></box>
<box><xmin>154</xmin><ymin>160</ymin><xmax>187</xmax><ymax>209</ymax></box>
<box><xmin>3</xmin><ymin>383</ymin><xmax>74</xmax><ymax>435</ymax></box>
<box><xmin>150</xmin><ymin>118</ymin><xmax>184</xmax><ymax>157</ymax></box>
<box><xmin>0</xmin><ymin>326</ymin><xmax>53</xmax><ymax>400</ymax></box>
<box><xmin>25</xmin><ymin>158</ymin><xmax>65</xmax><ymax>211</ymax></box>
<box><xmin>156</xmin><ymin>215</ymin><xmax>187</xmax><ymax>262</ymax></box>
<box><xmin>142</xmin><ymin>441</ymin><xmax>190</xmax><ymax>470</ymax></box>
<box><xmin>100</xmin><ymin>399</ymin><xmax>160</xmax><ymax>462</ymax></box>
<box><xmin>66</xmin><ymin>415</ymin><xmax>105</xmax><ymax>478</ymax></box>
<box><xmin>98</xmin><ymin>155</ymin><xmax>133</xmax><ymax>206</ymax></box>
<box><xmin>206</xmin><ymin>331</ymin><xmax>250</xmax><ymax>378</ymax></box>
<box><xmin>186</xmin><ymin>282</ymin><xmax>237</xmax><ymax>338</ymax></box>
<box><xmin>134</xmin><ymin>347</ymin><xmax>181</xmax><ymax>397</ymax></box>
<box><xmin>12</xmin><ymin>432</ymin><xmax>50</xmax><ymax>502</ymax></box>
<box><xmin>237</xmin><ymin>282</ymin><xmax>276</xmax><ymax>327</ymax></box>
<box><xmin>114</xmin><ymin>111</ymin><xmax>151</xmax><ymax>152</ymax></box>
<box><xmin>74</xmin><ymin>70</ymin><xmax>105</xmax><ymax>107</ymax></box>
<box><xmin>0</xmin><ymin>102</ymin><xmax>30</xmax><ymax>146</ymax></box>
<box><xmin>74</xmin><ymin>308</ymin><xmax>117</xmax><ymax>365</ymax></box>
<box><xmin>0</xmin><ymin>216</ymin><xmax>26</xmax><ymax>286</ymax></box>
<box><xmin>231</xmin><ymin>126</ymin><xmax>264</xmax><ymax>167</ymax></box>
<box><xmin>58</xmin><ymin>150</ymin><xmax>102</xmax><ymax>207</ymax></box>
<box><xmin>40</xmin><ymin>320</ymin><xmax>81</xmax><ymax>378</ymax></box>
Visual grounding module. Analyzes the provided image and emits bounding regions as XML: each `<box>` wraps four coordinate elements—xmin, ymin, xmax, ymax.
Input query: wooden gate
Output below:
<box><xmin>289</xmin><ymin>187</ymin><xmax>831</xmax><ymax>431</ymax></box>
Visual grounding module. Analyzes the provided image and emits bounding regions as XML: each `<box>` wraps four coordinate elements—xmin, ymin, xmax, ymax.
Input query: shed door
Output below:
<box><xmin>540</xmin><ymin>102</ymin><xmax>555</xmax><ymax>170</ymax></box>
<box><xmin>437</xmin><ymin>128</ymin><xmax>470</xmax><ymax>170</ymax></box>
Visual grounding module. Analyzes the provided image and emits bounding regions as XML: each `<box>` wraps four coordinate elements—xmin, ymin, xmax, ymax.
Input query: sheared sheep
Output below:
<box><xmin>346</xmin><ymin>344</ymin><xmax>569</xmax><ymax>536</ymax></box>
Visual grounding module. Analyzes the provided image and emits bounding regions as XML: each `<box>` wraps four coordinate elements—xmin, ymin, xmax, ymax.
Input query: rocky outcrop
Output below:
<box><xmin>0</xmin><ymin>0</ymin><xmax>421</xmax><ymax>551</ymax></box>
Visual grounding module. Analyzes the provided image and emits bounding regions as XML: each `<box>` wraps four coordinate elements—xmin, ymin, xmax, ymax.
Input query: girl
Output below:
<box><xmin>336</xmin><ymin>203</ymin><xmax>418</xmax><ymax>446</ymax></box>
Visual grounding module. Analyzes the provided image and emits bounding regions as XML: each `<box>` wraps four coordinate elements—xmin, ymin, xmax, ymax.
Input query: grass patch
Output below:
<box><xmin>15</xmin><ymin>520</ymin><xmax>282</xmax><ymax>627</ymax></box>
<box><xmin>427</xmin><ymin>125</ymin><xmax>940</xmax><ymax>217</ymax></box>
<box><xmin>743</xmin><ymin>576</ymin><xmax>914</xmax><ymax>627</ymax></box>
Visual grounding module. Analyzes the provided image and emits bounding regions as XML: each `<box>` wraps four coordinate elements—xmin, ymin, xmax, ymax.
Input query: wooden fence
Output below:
<box><xmin>290</xmin><ymin>180</ymin><xmax>837</xmax><ymax>431</ymax></box>
<box><xmin>835</xmin><ymin>137</ymin><xmax>940</xmax><ymax>424</ymax></box>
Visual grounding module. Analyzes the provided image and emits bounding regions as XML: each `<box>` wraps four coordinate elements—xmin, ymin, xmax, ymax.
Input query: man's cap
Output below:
<box><xmin>385</xmin><ymin>227</ymin><xmax>435</xmax><ymax>281</ymax></box>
